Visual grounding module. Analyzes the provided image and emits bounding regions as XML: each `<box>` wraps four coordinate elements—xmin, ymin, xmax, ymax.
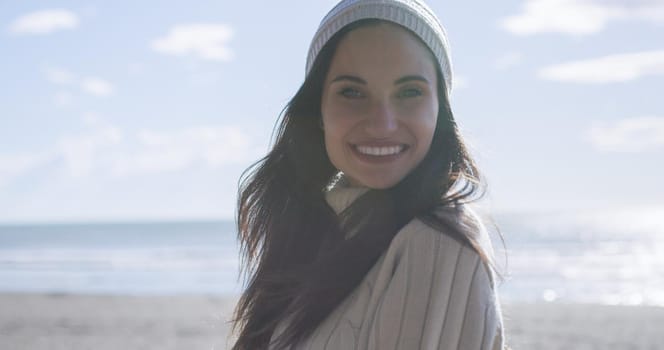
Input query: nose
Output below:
<box><xmin>364</xmin><ymin>100</ymin><xmax>398</xmax><ymax>137</ymax></box>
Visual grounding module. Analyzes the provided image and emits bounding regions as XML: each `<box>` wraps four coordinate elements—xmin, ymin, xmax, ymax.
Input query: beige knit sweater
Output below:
<box><xmin>269</xmin><ymin>186</ymin><xmax>505</xmax><ymax>349</ymax></box>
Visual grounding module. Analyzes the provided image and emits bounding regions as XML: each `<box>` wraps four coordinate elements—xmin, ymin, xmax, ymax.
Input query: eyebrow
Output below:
<box><xmin>331</xmin><ymin>75</ymin><xmax>366</xmax><ymax>84</ymax></box>
<box><xmin>395</xmin><ymin>75</ymin><xmax>430</xmax><ymax>85</ymax></box>
<box><xmin>330</xmin><ymin>74</ymin><xmax>431</xmax><ymax>85</ymax></box>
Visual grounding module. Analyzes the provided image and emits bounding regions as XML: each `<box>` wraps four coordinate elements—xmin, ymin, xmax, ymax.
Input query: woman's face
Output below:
<box><xmin>321</xmin><ymin>22</ymin><xmax>439</xmax><ymax>189</ymax></box>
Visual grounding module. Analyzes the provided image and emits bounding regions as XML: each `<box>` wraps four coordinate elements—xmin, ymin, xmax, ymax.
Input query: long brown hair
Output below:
<box><xmin>231</xmin><ymin>19</ymin><xmax>494</xmax><ymax>350</ymax></box>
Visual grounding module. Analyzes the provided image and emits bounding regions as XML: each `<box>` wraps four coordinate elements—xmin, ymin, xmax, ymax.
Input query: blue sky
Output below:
<box><xmin>1</xmin><ymin>0</ymin><xmax>663</xmax><ymax>223</ymax></box>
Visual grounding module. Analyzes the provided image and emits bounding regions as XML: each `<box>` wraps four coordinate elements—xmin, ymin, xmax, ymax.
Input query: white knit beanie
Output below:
<box><xmin>306</xmin><ymin>0</ymin><xmax>453</xmax><ymax>95</ymax></box>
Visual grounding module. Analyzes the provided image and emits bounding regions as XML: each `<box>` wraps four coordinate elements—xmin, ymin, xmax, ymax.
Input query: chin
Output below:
<box><xmin>350</xmin><ymin>174</ymin><xmax>404</xmax><ymax>190</ymax></box>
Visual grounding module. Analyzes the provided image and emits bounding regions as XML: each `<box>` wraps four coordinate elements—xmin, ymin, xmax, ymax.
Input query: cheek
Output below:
<box><xmin>322</xmin><ymin>103</ymin><xmax>360</xmax><ymax>142</ymax></box>
<box><xmin>412</xmin><ymin>103</ymin><xmax>438</xmax><ymax>153</ymax></box>
<box><xmin>322</xmin><ymin>115</ymin><xmax>350</xmax><ymax>153</ymax></box>
<box><xmin>323</xmin><ymin>125</ymin><xmax>348</xmax><ymax>173</ymax></box>
<box><xmin>322</xmin><ymin>111</ymin><xmax>344</xmax><ymax>156</ymax></box>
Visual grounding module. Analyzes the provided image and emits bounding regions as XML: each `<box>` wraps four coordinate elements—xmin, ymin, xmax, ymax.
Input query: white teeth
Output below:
<box><xmin>356</xmin><ymin>145</ymin><xmax>404</xmax><ymax>156</ymax></box>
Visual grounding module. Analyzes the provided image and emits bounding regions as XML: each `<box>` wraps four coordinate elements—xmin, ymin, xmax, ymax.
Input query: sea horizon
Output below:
<box><xmin>1</xmin><ymin>208</ymin><xmax>663</xmax><ymax>307</ymax></box>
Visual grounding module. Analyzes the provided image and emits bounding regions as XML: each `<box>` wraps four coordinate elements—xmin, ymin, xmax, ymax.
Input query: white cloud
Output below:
<box><xmin>43</xmin><ymin>67</ymin><xmax>115</xmax><ymax>99</ymax></box>
<box><xmin>8</xmin><ymin>9</ymin><xmax>79</xmax><ymax>35</ymax></box>
<box><xmin>495</xmin><ymin>52</ymin><xmax>524</xmax><ymax>70</ymax></box>
<box><xmin>57</xmin><ymin>124</ymin><xmax>125</xmax><ymax>178</ymax></box>
<box><xmin>0</xmin><ymin>118</ymin><xmax>257</xmax><ymax>185</ymax></box>
<box><xmin>113</xmin><ymin>126</ymin><xmax>253</xmax><ymax>176</ymax></box>
<box><xmin>589</xmin><ymin>116</ymin><xmax>664</xmax><ymax>152</ymax></box>
<box><xmin>501</xmin><ymin>0</ymin><xmax>664</xmax><ymax>36</ymax></box>
<box><xmin>538</xmin><ymin>50</ymin><xmax>664</xmax><ymax>83</ymax></box>
<box><xmin>80</xmin><ymin>77</ymin><xmax>114</xmax><ymax>96</ymax></box>
<box><xmin>151</xmin><ymin>24</ymin><xmax>235</xmax><ymax>62</ymax></box>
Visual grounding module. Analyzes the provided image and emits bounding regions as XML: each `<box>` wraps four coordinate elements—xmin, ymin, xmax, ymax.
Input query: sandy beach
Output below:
<box><xmin>1</xmin><ymin>293</ymin><xmax>663</xmax><ymax>350</ymax></box>
<box><xmin>0</xmin><ymin>293</ymin><xmax>235</xmax><ymax>350</ymax></box>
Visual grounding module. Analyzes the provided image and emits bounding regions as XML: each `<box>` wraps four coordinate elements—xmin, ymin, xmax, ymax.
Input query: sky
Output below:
<box><xmin>1</xmin><ymin>0</ymin><xmax>663</xmax><ymax>223</ymax></box>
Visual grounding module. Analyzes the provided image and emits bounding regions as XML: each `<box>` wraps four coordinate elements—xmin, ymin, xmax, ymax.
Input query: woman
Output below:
<box><xmin>231</xmin><ymin>0</ymin><xmax>505</xmax><ymax>349</ymax></box>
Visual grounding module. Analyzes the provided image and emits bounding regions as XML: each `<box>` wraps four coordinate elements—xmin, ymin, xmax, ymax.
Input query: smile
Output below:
<box><xmin>354</xmin><ymin>144</ymin><xmax>407</xmax><ymax>156</ymax></box>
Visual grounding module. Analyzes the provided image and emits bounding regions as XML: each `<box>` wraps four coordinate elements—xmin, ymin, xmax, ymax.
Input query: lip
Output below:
<box><xmin>349</xmin><ymin>143</ymin><xmax>409</xmax><ymax>164</ymax></box>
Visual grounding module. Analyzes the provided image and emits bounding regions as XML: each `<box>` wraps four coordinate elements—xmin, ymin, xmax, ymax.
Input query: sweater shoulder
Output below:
<box><xmin>385</xmin><ymin>204</ymin><xmax>498</xmax><ymax>287</ymax></box>
<box><xmin>392</xmin><ymin>204</ymin><xmax>492</xmax><ymax>258</ymax></box>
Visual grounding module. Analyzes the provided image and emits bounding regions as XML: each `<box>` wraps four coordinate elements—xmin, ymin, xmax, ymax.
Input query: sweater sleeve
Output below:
<box><xmin>365</xmin><ymin>222</ymin><xmax>504</xmax><ymax>350</ymax></box>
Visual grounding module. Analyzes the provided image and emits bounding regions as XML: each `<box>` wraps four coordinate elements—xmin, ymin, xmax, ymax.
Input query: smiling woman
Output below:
<box><xmin>321</xmin><ymin>22</ymin><xmax>439</xmax><ymax>189</ymax></box>
<box><xmin>230</xmin><ymin>1</ymin><xmax>505</xmax><ymax>349</ymax></box>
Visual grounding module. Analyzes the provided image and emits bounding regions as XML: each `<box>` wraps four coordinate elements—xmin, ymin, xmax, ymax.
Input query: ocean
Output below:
<box><xmin>1</xmin><ymin>209</ymin><xmax>663</xmax><ymax>306</ymax></box>
<box><xmin>0</xmin><ymin>221</ymin><xmax>241</xmax><ymax>296</ymax></box>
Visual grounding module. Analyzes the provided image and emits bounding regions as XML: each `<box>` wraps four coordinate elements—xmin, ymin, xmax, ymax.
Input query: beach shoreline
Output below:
<box><xmin>2</xmin><ymin>293</ymin><xmax>663</xmax><ymax>349</ymax></box>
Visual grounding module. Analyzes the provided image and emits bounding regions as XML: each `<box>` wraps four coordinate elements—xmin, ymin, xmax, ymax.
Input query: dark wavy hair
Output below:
<box><xmin>230</xmin><ymin>19</ymin><xmax>495</xmax><ymax>350</ymax></box>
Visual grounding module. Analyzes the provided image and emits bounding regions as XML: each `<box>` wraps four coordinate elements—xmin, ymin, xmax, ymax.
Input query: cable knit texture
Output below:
<box><xmin>268</xmin><ymin>185</ymin><xmax>505</xmax><ymax>349</ymax></box>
